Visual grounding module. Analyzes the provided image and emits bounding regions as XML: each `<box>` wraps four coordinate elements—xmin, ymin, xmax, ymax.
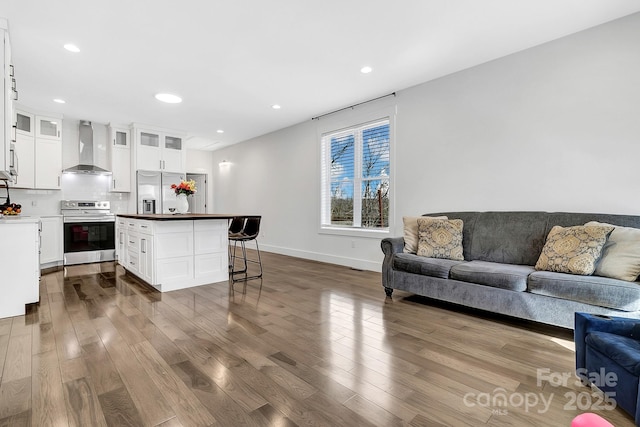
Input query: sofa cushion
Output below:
<box><xmin>468</xmin><ymin>211</ymin><xmax>550</xmax><ymax>265</ymax></box>
<box><xmin>528</xmin><ymin>271</ymin><xmax>640</xmax><ymax>311</ymax></box>
<box><xmin>403</xmin><ymin>215</ymin><xmax>448</xmax><ymax>254</ymax></box>
<box><xmin>393</xmin><ymin>253</ymin><xmax>464</xmax><ymax>279</ymax></box>
<box><xmin>586</xmin><ymin>221</ymin><xmax>640</xmax><ymax>282</ymax></box>
<box><xmin>450</xmin><ymin>261</ymin><xmax>534</xmax><ymax>292</ymax></box>
<box><xmin>586</xmin><ymin>331</ymin><xmax>640</xmax><ymax>376</ymax></box>
<box><xmin>417</xmin><ymin>218</ymin><xmax>464</xmax><ymax>261</ymax></box>
<box><xmin>535</xmin><ymin>225</ymin><xmax>614</xmax><ymax>275</ymax></box>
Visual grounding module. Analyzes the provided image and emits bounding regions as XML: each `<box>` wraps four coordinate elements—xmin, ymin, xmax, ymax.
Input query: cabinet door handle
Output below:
<box><xmin>141</xmin><ymin>238</ymin><xmax>146</xmax><ymax>254</ymax></box>
<box><xmin>9</xmin><ymin>64</ymin><xmax>14</xmax><ymax>77</ymax></box>
<box><xmin>113</xmin><ymin>178</ymin><xmax>116</xmax><ymax>189</ymax></box>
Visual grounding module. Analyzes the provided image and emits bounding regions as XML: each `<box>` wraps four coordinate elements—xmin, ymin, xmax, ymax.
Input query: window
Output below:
<box><xmin>321</xmin><ymin>118</ymin><xmax>390</xmax><ymax>232</ymax></box>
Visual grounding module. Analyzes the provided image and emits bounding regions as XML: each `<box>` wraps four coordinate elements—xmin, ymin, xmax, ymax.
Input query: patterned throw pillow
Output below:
<box><xmin>535</xmin><ymin>225</ymin><xmax>614</xmax><ymax>275</ymax></box>
<box><xmin>403</xmin><ymin>215</ymin><xmax>448</xmax><ymax>254</ymax></box>
<box><xmin>416</xmin><ymin>218</ymin><xmax>464</xmax><ymax>260</ymax></box>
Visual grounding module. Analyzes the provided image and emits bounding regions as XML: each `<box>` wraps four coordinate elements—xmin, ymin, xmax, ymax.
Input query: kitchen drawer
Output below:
<box><xmin>126</xmin><ymin>232</ymin><xmax>140</xmax><ymax>252</ymax></box>
<box><xmin>136</xmin><ymin>220</ymin><xmax>153</xmax><ymax>234</ymax></box>
<box><xmin>127</xmin><ymin>253</ymin><xmax>139</xmax><ymax>272</ymax></box>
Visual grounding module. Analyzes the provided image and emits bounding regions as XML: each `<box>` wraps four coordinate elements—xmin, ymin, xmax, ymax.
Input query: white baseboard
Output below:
<box><xmin>259</xmin><ymin>244</ymin><xmax>381</xmax><ymax>272</ymax></box>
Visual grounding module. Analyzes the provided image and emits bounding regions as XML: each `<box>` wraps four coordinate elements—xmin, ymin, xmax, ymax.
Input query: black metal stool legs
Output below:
<box><xmin>228</xmin><ymin>216</ymin><xmax>263</xmax><ymax>282</ymax></box>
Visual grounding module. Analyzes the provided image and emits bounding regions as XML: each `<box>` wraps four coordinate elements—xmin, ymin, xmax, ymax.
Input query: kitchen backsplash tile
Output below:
<box><xmin>8</xmin><ymin>174</ymin><xmax>131</xmax><ymax>216</ymax></box>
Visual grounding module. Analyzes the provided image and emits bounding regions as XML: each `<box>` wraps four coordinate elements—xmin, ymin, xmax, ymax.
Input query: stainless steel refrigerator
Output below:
<box><xmin>136</xmin><ymin>170</ymin><xmax>185</xmax><ymax>214</ymax></box>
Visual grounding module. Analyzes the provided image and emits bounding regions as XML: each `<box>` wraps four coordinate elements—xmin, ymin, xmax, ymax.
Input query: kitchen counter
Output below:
<box><xmin>0</xmin><ymin>215</ymin><xmax>41</xmax><ymax>224</ymax></box>
<box><xmin>117</xmin><ymin>213</ymin><xmax>243</xmax><ymax>221</ymax></box>
<box><xmin>116</xmin><ymin>216</ymin><xmax>231</xmax><ymax>292</ymax></box>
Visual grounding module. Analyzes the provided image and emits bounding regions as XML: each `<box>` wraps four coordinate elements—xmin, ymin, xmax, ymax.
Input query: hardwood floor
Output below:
<box><xmin>0</xmin><ymin>251</ymin><xmax>635</xmax><ymax>426</ymax></box>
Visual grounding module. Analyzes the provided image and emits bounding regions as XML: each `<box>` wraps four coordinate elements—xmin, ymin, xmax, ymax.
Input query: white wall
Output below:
<box><xmin>210</xmin><ymin>13</ymin><xmax>640</xmax><ymax>272</ymax></box>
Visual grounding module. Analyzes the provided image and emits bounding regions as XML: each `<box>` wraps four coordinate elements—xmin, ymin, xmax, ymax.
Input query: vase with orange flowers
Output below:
<box><xmin>171</xmin><ymin>180</ymin><xmax>196</xmax><ymax>213</ymax></box>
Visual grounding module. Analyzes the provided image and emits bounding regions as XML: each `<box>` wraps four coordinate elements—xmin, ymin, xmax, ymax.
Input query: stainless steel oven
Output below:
<box><xmin>61</xmin><ymin>200</ymin><xmax>116</xmax><ymax>265</ymax></box>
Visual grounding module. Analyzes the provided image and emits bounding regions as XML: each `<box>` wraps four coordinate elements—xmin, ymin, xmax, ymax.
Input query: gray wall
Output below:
<box><xmin>211</xmin><ymin>13</ymin><xmax>640</xmax><ymax>271</ymax></box>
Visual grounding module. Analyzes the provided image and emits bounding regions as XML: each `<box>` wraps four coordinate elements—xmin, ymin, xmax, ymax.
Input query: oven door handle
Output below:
<box><xmin>63</xmin><ymin>216</ymin><xmax>116</xmax><ymax>223</ymax></box>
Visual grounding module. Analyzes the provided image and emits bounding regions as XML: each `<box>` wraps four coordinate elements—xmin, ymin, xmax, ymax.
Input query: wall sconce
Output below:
<box><xmin>218</xmin><ymin>160</ymin><xmax>230</xmax><ymax>167</ymax></box>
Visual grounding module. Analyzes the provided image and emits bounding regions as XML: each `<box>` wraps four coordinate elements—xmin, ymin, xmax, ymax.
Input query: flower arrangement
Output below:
<box><xmin>171</xmin><ymin>179</ymin><xmax>197</xmax><ymax>196</ymax></box>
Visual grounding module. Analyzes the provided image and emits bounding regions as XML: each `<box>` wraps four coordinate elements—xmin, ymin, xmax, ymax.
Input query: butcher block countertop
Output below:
<box><xmin>116</xmin><ymin>213</ymin><xmax>244</xmax><ymax>221</ymax></box>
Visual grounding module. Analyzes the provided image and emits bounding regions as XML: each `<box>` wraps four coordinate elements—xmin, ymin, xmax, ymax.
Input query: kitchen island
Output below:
<box><xmin>116</xmin><ymin>214</ymin><xmax>238</xmax><ymax>292</ymax></box>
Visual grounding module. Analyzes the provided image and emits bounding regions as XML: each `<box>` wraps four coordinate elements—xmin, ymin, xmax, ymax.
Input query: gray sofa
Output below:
<box><xmin>381</xmin><ymin>211</ymin><xmax>640</xmax><ymax>329</ymax></box>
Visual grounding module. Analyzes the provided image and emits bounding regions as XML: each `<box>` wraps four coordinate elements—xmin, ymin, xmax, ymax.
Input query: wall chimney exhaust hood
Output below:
<box><xmin>63</xmin><ymin>120</ymin><xmax>112</xmax><ymax>175</ymax></box>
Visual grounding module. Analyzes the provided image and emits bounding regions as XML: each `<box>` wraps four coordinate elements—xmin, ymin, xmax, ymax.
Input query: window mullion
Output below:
<box><xmin>353</xmin><ymin>128</ymin><xmax>363</xmax><ymax>228</ymax></box>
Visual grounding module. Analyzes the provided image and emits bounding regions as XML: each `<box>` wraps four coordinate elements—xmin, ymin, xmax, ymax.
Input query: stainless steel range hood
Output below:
<box><xmin>63</xmin><ymin>120</ymin><xmax>112</xmax><ymax>175</ymax></box>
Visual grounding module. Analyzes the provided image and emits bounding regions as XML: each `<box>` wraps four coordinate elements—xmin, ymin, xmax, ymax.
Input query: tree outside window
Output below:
<box><xmin>322</xmin><ymin>119</ymin><xmax>390</xmax><ymax>230</ymax></box>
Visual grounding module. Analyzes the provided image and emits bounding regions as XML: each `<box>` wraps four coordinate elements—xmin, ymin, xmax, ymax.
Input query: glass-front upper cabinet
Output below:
<box><xmin>164</xmin><ymin>135</ymin><xmax>182</xmax><ymax>150</ymax></box>
<box><xmin>114</xmin><ymin>129</ymin><xmax>129</xmax><ymax>147</ymax></box>
<box><xmin>140</xmin><ymin>131</ymin><xmax>160</xmax><ymax>147</ymax></box>
<box><xmin>15</xmin><ymin>110</ymin><xmax>34</xmax><ymax>136</ymax></box>
<box><xmin>36</xmin><ymin>115</ymin><xmax>62</xmax><ymax>140</ymax></box>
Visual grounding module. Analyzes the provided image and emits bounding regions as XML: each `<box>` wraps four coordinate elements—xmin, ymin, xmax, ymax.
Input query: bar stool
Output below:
<box><xmin>228</xmin><ymin>216</ymin><xmax>246</xmax><ymax>267</ymax></box>
<box><xmin>229</xmin><ymin>216</ymin><xmax>263</xmax><ymax>282</ymax></box>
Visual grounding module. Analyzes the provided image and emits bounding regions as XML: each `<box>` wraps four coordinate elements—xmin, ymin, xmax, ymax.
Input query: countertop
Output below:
<box><xmin>0</xmin><ymin>216</ymin><xmax>41</xmax><ymax>224</ymax></box>
<box><xmin>117</xmin><ymin>213</ymin><xmax>245</xmax><ymax>221</ymax></box>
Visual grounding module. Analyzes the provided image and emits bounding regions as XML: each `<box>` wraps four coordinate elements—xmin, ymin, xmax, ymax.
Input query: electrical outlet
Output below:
<box><xmin>351</xmin><ymin>240</ymin><xmax>356</xmax><ymax>248</ymax></box>
<box><xmin>32</xmin><ymin>200</ymin><xmax>37</xmax><ymax>207</ymax></box>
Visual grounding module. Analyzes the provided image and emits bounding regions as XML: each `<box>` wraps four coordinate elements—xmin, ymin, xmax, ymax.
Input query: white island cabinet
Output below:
<box><xmin>0</xmin><ymin>217</ymin><xmax>40</xmax><ymax>319</ymax></box>
<box><xmin>117</xmin><ymin>215</ymin><xmax>229</xmax><ymax>292</ymax></box>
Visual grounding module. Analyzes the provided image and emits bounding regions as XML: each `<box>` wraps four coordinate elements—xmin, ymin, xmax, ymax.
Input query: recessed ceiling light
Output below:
<box><xmin>272</xmin><ymin>104</ymin><xmax>281</xmax><ymax>110</ymax></box>
<box><xmin>155</xmin><ymin>93</ymin><xmax>182</xmax><ymax>104</ymax></box>
<box><xmin>64</xmin><ymin>44</ymin><xmax>80</xmax><ymax>53</ymax></box>
<box><xmin>216</xmin><ymin>129</ymin><xmax>224</xmax><ymax>134</ymax></box>
<box><xmin>360</xmin><ymin>66</ymin><xmax>373</xmax><ymax>74</ymax></box>
<box><xmin>53</xmin><ymin>98</ymin><xmax>66</xmax><ymax>104</ymax></box>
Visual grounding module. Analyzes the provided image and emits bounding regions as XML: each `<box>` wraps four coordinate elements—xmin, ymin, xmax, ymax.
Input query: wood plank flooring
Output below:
<box><xmin>0</xmin><ymin>251</ymin><xmax>635</xmax><ymax>426</ymax></box>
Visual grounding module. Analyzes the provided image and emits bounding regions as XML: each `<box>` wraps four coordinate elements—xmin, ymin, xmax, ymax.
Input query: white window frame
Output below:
<box><xmin>318</xmin><ymin>105</ymin><xmax>395</xmax><ymax>239</ymax></box>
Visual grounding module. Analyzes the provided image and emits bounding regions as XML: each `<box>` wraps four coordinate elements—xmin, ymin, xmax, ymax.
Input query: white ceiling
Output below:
<box><xmin>2</xmin><ymin>1</ymin><xmax>640</xmax><ymax>150</ymax></box>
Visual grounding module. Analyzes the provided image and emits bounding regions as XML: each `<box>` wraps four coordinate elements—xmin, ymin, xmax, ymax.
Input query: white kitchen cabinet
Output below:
<box><xmin>108</xmin><ymin>125</ymin><xmax>131</xmax><ymax>192</ymax></box>
<box><xmin>39</xmin><ymin>215</ymin><xmax>62</xmax><ymax>266</ymax></box>
<box><xmin>13</xmin><ymin>109</ymin><xmax>62</xmax><ymax>189</ymax></box>
<box><xmin>194</xmin><ymin>220</ymin><xmax>227</xmax><ymax>283</ymax></box>
<box><xmin>0</xmin><ymin>218</ymin><xmax>40</xmax><ymax>319</ymax></box>
<box><xmin>133</xmin><ymin>126</ymin><xmax>185</xmax><ymax>173</ymax></box>
<box><xmin>12</xmin><ymin>132</ymin><xmax>34</xmax><ymax>188</ymax></box>
<box><xmin>117</xmin><ymin>216</ymin><xmax>228</xmax><ymax>291</ymax></box>
<box><xmin>0</xmin><ymin>20</ymin><xmax>16</xmax><ymax>182</ymax></box>
<box><xmin>35</xmin><ymin>115</ymin><xmax>61</xmax><ymax>140</ymax></box>
<box><xmin>137</xmin><ymin>221</ymin><xmax>154</xmax><ymax>284</ymax></box>
<box><xmin>116</xmin><ymin>217</ymin><xmax>127</xmax><ymax>263</ymax></box>
<box><xmin>35</xmin><ymin>137</ymin><xmax>62</xmax><ymax>189</ymax></box>
<box><xmin>15</xmin><ymin>110</ymin><xmax>33</xmax><ymax>136</ymax></box>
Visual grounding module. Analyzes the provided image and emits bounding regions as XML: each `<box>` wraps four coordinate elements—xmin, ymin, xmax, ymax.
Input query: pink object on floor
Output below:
<box><xmin>571</xmin><ymin>413</ymin><xmax>615</xmax><ymax>427</ymax></box>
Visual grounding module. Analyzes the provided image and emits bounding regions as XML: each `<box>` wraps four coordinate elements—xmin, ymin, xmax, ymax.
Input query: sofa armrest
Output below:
<box><xmin>575</xmin><ymin>312</ymin><xmax>640</xmax><ymax>379</ymax></box>
<box><xmin>381</xmin><ymin>237</ymin><xmax>404</xmax><ymax>255</ymax></box>
<box><xmin>381</xmin><ymin>237</ymin><xmax>404</xmax><ymax>290</ymax></box>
